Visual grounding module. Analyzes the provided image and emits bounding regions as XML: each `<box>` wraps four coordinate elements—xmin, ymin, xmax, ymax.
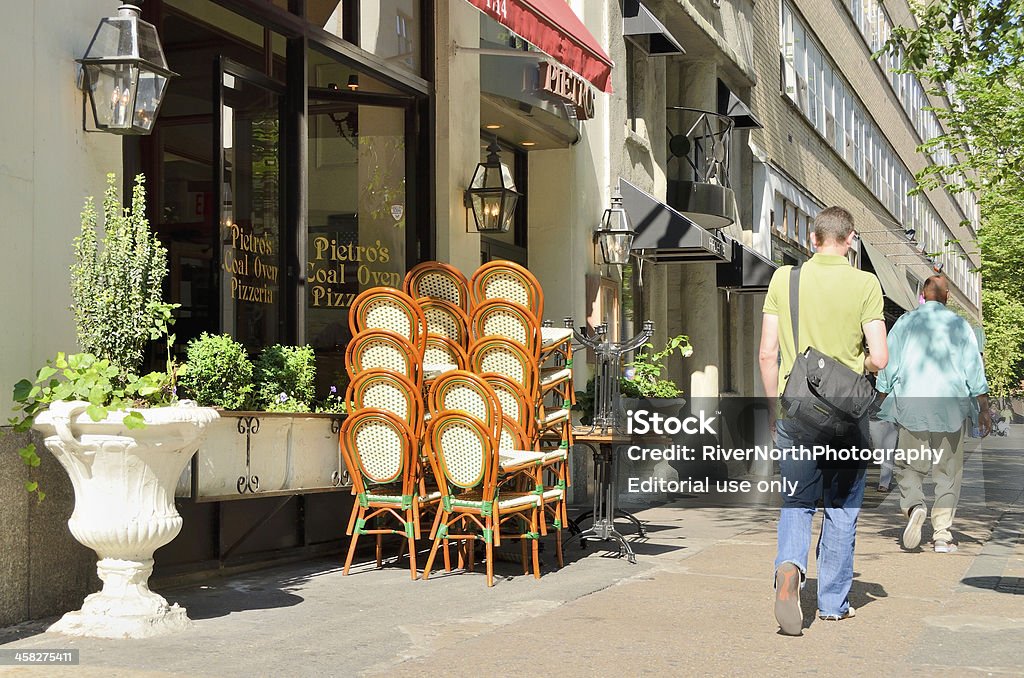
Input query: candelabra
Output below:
<box><xmin>562</xmin><ymin>317</ymin><xmax>654</xmax><ymax>563</ymax></box>
<box><xmin>572</xmin><ymin>318</ymin><xmax>654</xmax><ymax>433</ymax></box>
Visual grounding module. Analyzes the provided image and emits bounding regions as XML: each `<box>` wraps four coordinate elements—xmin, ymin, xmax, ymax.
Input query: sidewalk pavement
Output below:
<box><xmin>1</xmin><ymin>427</ymin><xmax>1022</xmax><ymax>678</ymax></box>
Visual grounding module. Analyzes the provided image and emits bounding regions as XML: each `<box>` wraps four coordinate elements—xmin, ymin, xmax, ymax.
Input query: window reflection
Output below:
<box><xmin>311</xmin><ymin>1</ymin><xmax>422</xmax><ymax>76</ymax></box>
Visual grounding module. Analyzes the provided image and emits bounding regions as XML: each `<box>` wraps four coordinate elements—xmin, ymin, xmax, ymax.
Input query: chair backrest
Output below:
<box><xmin>481</xmin><ymin>372</ymin><xmax>536</xmax><ymax>441</ymax></box>
<box><xmin>404</xmin><ymin>261</ymin><xmax>470</xmax><ymax>311</ymax></box>
<box><xmin>469</xmin><ymin>336</ymin><xmax>538</xmax><ymax>396</ymax></box>
<box><xmin>424</xmin><ymin>411</ymin><xmax>498</xmax><ymax>500</ymax></box>
<box><xmin>498</xmin><ymin>415</ymin><xmax>529</xmax><ymax>453</ymax></box>
<box><xmin>345</xmin><ymin>329</ymin><xmax>421</xmax><ymax>384</ymax></box>
<box><xmin>469</xmin><ymin>260</ymin><xmax>543</xmax><ymax>321</ymax></box>
<box><xmin>346</xmin><ymin>369</ymin><xmax>424</xmax><ymax>437</ymax></box>
<box><xmin>423</xmin><ymin>336</ymin><xmax>469</xmax><ymax>371</ymax></box>
<box><xmin>339</xmin><ymin>409</ymin><xmax>417</xmax><ymax>496</ymax></box>
<box><xmin>417</xmin><ymin>298</ymin><xmax>470</xmax><ymax>346</ymax></box>
<box><xmin>427</xmin><ymin>370</ymin><xmax>502</xmax><ymax>438</ymax></box>
<box><xmin>470</xmin><ymin>299</ymin><xmax>540</xmax><ymax>359</ymax></box>
<box><xmin>348</xmin><ymin>287</ymin><xmax>427</xmax><ymax>357</ymax></box>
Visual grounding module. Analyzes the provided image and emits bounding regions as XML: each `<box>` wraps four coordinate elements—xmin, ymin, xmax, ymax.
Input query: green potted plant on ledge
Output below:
<box><xmin>176</xmin><ymin>334</ymin><xmax>349</xmax><ymax>500</ymax></box>
<box><xmin>8</xmin><ymin>174</ymin><xmax>218</xmax><ymax>639</ymax></box>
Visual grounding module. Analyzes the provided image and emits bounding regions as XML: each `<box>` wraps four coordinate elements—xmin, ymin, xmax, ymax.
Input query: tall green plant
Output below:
<box><xmin>71</xmin><ymin>173</ymin><xmax>172</xmax><ymax>376</ymax></box>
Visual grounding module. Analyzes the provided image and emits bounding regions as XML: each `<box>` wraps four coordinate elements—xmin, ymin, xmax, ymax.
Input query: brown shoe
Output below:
<box><xmin>774</xmin><ymin>562</ymin><xmax>803</xmax><ymax>636</ymax></box>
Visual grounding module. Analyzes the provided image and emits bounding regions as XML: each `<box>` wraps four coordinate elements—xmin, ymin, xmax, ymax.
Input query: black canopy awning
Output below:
<box><xmin>717</xmin><ymin>80</ymin><xmax>763</xmax><ymax>130</ymax></box>
<box><xmin>861</xmin><ymin>241</ymin><xmax>918</xmax><ymax>312</ymax></box>
<box><xmin>623</xmin><ymin>0</ymin><xmax>685</xmax><ymax>56</ymax></box>
<box><xmin>717</xmin><ymin>239</ymin><xmax>778</xmax><ymax>293</ymax></box>
<box><xmin>620</xmin><ymin>179</ymin><xmax>730</xmax><ymax>264</ymax></box>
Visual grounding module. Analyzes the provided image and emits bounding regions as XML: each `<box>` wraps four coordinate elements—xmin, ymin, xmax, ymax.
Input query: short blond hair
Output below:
<box><xmin>813</xmin><ymin>207</ymin><xmax>855</xmax><ymax>245</ymax></box>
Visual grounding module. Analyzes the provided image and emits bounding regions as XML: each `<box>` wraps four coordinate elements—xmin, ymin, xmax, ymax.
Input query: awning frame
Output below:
<box><xmin>861</xmin><ymin>241</ymin><xmax>919</xmax><ymax>312</ymax></box>
<box><xmin>619</xmin><ymin>179</ymin><xmax>731</xmax><ymax>264</ymax></box>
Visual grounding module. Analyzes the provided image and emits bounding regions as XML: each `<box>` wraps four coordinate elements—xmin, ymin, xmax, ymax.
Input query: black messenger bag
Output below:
<box><xmin>779</xmin><ymin>267</ymin><xmax>879</xmax><ymax>434</ymax></box>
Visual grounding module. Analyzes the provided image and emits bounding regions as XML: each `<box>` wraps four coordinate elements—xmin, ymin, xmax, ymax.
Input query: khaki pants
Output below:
<box><xmin>896</xmin><ymin>426</ymin><xmax>965</xmax><ymax>543</ymax></box>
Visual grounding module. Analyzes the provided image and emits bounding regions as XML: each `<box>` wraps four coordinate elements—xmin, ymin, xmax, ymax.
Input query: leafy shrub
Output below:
<box><xmin>621</xmin><ymin>335</ymin><xmax>693</xmax><ymax>399</ymax></box>
<box><xmin>180</xmin><ymin>333</ymin><xmax>254</xmax><ymax>409</ymax></box>
<box><xmin>71</xmin><ymin>173</ymin><xmax>175</xmax><ymax>377</ymax></box>
<box><xmin>256</xmin><ymin>345</ymin><xmax>316</xmax><ymax>412</ymax></box>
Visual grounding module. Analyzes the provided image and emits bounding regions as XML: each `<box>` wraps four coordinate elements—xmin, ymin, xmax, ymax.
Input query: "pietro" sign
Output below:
<box><xmin>539</xmin><ymin>62</ymin><xmax>595</xmax><ymax>121</ymax></box>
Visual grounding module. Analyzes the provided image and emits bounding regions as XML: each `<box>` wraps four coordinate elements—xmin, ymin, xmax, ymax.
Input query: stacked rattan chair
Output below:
<box><xmin>468</xmin><ymin>260</ymin><xmax>574</xmax><ymax>542</ymax></box>
<box><xmin>340</xmin><ymin>288</ymin><xmax>433</xmax><ymax>579</ymax></box>
<box><xmin>339</xmin><ymin>260</ymin><xmax>575</xmax><ymax>585</ymax></box>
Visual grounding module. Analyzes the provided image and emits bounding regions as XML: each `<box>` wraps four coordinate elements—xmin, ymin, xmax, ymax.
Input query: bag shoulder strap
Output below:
<box><xmin>789</xmin><ymin>266</ymin><xmax>801</xmax><ymax>356</ymax></box>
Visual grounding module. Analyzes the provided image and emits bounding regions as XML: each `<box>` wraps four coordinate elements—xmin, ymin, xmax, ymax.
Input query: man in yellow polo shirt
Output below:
<box><xmin>758</xmin><ymin>206</ymin><xmax>889</xmax><ymax>636</ymax></box>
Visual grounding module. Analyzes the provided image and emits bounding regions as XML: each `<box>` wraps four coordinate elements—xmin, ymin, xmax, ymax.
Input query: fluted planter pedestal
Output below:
<box><xmin>33</xmin><ymin>400</ymin><xmax>218</xmax><ymax>639</ymax></box>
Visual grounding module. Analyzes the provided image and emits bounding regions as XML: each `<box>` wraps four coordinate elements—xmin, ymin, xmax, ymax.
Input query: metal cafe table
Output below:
<box><xmin>565</xmin><ymin>428</ymin><xmax>646</xmax><ymax>564</ymax></box>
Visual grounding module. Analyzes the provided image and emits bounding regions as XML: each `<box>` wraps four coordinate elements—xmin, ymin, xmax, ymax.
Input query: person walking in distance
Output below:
<box><xmin>876</xmin><ymin>275</ymin><xmax>990</xmax><ymax>553</ymax></box>
<box><xmin>759</xmin><ymin>207</ymin><xmax>889</xmax><ymax>635</ymax></box>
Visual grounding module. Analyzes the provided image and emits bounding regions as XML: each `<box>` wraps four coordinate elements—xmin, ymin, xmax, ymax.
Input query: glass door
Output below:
<box><xmin>217</xmin><ymin>59</ymin><xmax>286</xmax><ymax>352</ymax></box>
<box><xmin>305</xmin><ymin>86</ymin><xmax>412</xmax><ymax>394</ymax></box>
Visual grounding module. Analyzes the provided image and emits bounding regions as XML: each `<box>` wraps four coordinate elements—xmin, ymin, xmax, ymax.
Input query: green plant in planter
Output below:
<box><xmin>256</xmin><ymin>344</ymin><xmax>316</xmax><ymax>412</ymax></box>
<box><xmin>315</xmin><ymin>384</ymin><xmax>349</xmax><ymax>415</ymax></box>
<box><xmin>8</xmin><ymin>173</ymin><xmax>179</xmax><ymax>499</ymax></box>
<box><xmin>72</xmin><ymin>173</ymin><xmax>177</xmax><ymax>378</ymax></box>
<box><xmin>620</xmin><ymin>334</ymin><xmax>693</xmax><ymax>399</ymax></box>
<box><xmin>179</xmin><ymin>333</ymin><xmax>255</xmax><ymax>410</ymax></box>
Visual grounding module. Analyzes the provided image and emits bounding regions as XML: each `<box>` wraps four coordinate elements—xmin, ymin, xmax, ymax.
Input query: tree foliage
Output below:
<box><xmin>888</xmin><ymin>1</ymin><xmax>1024</xmax><ymax>397</ymax></box>
<box><xmin>980</xmin><ymin>288</ymin><xmax>1024</xmax><ymax>398</ymax></box>
<box><xmin>886</xmin><ymin>1</ymin><xmax>1024</xmax><ymax>190</ymax></box>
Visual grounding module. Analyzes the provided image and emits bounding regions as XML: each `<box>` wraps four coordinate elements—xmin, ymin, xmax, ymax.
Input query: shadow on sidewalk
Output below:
<box><xmin>795</xmin><ymin>574</ymin><xmax>888</xmax><ymax>631</ymax></box>
<box><xmin>960</xmin><ymin>576</ymin><xmax>1024</xmax><ymax>595</ymax></box>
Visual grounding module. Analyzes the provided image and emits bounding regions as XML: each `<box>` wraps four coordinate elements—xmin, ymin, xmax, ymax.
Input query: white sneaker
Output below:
<box><xmin>902</xmin><ymin>505</ymin><xmax>926</xmax><ymax>550</ymax></box>
<box><xmin>934</xmin><ymin>540</ymin><xmax>958</xmax><ymax>553</ymax></box>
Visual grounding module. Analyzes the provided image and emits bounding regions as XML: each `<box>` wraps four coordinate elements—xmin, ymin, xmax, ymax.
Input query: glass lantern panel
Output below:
<box><xmin>133</xmin><ymin>72</ymin><xmax>168</xmax><ymax>132</ymax></box>
<box><xmin>469</xmin><ymin>163</ymin><xmax>488</xmax><ymax>190</ymax></box>
<box><xmin>86</xmin><ymin>62</ymin><xmax>140</xmax><ymax>130</ymax></box>
<box><xmin>471</xmin><ymin>192</ymin><xmax>506</xmax><ymax>232</ymax></box>
<box><xmin>499</xmin><ymin>162</ymin><xmax>516</xmax><ymax>192</ymax></box>
<box><xmin>605</xmin><ymin>208</ymin><xmax>631</xmax><ymax>234</ymax></box>
<box><xmin>500</xmin><ymin>191</ymin><xmax>519</xmax><ymax>231</ymax></box>
<box><xmin>136</xmin><ymin>18</ymin><xmax>171</xmax><ymax>68</ymax></box>
<box><xmin>84</xmin><ymin>16</ymin><xmax>136</xmax><ymax>59</ymax></box>
<box><xmin>601</xmin><ymin>233</ymin><xmax>634</xmax><ymax>265</ymax></box>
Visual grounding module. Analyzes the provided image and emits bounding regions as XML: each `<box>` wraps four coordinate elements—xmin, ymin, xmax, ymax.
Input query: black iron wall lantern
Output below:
<box><xmin>594</xmin><ymin>185</ymin><xmax>636</xmax><ymax>265</ymax></box>
<box><xmin>77</xmin><ymin>3</ymin><xmax>177</xmax><ymax>135</ymax></box>
<box><xmin>465</xmin><ymin>139</ymin><xmax>521</xmax><ymax>233</ymax></box>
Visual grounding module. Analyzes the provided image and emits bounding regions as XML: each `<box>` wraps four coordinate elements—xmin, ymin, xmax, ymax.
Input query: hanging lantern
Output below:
<box><xmin>465</xmin><ymin>139</ymin><xmax>521</xmax><ymax>233</ymax></box>
<box><xmin>77</xmin><ymin>4</ymin><xmax>178</xmax><ymax>135</ymax></box>
<box><xmin>594</xmin><ymin>186</ymin><xmax>636</xmax><ymax>265</ymax></box>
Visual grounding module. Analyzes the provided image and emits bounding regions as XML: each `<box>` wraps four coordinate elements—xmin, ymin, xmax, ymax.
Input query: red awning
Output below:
<box><xmin>467</xmin><ymin>0</ymin><xmax>614</xmax><ymax>93</ymax></box>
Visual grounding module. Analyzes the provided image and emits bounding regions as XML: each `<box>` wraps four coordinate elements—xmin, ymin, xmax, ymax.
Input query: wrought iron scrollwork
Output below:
<box><xmin>236</xmin><ymin>415</ymin><xmax>260</xmax><ymax>494</ymax></box>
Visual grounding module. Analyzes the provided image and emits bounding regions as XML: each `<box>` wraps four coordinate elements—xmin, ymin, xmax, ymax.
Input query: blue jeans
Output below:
<box><xmin>774</xmin><ymin>418</ymin><xmax>868</xmax><ymax>617</ymax></box>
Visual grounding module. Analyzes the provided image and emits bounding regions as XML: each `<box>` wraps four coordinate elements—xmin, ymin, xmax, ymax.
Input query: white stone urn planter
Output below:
<box><xmin>32</xmin><ymin>400</ymin><xmax>219</xmax><ymax>639</ymax></box>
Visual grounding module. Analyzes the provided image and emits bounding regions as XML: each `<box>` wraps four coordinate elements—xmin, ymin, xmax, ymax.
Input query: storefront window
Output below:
<box><xmin>140</xmin><ymin>1</ymin><xmax>426</xmax><ymax>387</ymax></box>
<box><xmin>311</xmin><ymin>1</ymin><xmax>424</xmax><ymax>77</ymax></box>
<box><xmin>219</xmin><ymin>65</ymin><xmax>284</xmax><ymax>351</ymax></box>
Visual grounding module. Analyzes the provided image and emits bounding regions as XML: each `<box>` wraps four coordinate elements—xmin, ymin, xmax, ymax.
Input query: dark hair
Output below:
<box><xmin>813</xmin><ymin>207</ymin><xmax>855</xmax><ymax>245</ymax></box>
